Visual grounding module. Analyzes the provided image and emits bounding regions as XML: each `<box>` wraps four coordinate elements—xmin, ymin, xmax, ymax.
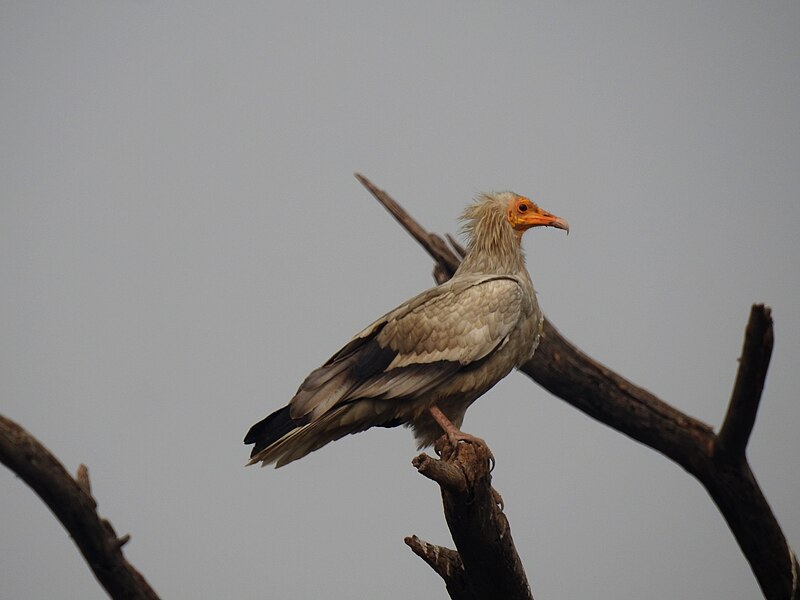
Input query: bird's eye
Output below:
<box><xmin>518</xmin><ymin>203</ymin><xmax>528</xmax><ymax>212</ymax></box>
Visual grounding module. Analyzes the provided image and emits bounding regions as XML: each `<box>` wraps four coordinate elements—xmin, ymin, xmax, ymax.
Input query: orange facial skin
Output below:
<box><xmin>507</xmin><ymin>195</ymin><xmax>569</xmax><ymax>235</ymax></box>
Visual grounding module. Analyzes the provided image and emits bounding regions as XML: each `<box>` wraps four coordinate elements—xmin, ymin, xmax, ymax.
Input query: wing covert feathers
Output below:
<box><xmin>245</xmin><ymin>274</ymin><xmax>533</xmax><ymax>467</ymax></box>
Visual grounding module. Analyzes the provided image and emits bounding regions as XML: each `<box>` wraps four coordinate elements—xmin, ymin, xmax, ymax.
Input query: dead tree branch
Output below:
<box><xmin>717</xmin><ymin>305</ymin><xmax>774</xmax><ymax>463</ymax></box>
<box><xmin>0</xmin><ymin>415</ymin><xmax>161</xmax><ymax>600</ymax></box>
<box><xmin>409</xmin><ymin>439</ymin><xmax>533</xmax><ymax>600</ymax></box>
<box><xmin>356</xmin><ymin>173</ymin><xmax>799</xmax><ymax>600</ymax></box>
<box><xmin>404</xmin><ymin>536</ymin><xmax>475</xmax><ymax>600</ymax></box>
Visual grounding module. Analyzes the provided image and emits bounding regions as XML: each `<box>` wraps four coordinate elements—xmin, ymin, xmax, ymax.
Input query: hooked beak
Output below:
<box><xmin>521</xmin><ymin>208</ymin><xmax>570</xmax><ymax>234</ymax></box>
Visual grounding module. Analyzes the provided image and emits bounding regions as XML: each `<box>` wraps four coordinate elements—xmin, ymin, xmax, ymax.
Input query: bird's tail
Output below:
<box><xmin>244</xmin><ymin>400</ymin><xmax>406</xmax><ymax>468</ymax></box>
<box><xmin>244</xmin><ymin>406</ymin><xmax>300</xmax><ymax>458</ymax></box>
<box><xmin>244</xmin><ymin>405</ymin><xmax>364</xmax><ymax>468</ymax></box>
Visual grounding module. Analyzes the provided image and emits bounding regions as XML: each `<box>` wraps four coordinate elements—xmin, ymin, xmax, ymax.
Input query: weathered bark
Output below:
<box><xmin>405</xmin><ymin>535</ymin><xmax>475</xmax><ymax>600</ymax></box>
<box><xmin>525</xmin><ymin>308</ymin><xmax>798</xmax><ymax>600</ymax></box>
<box><xmin>0</xmin><ymin>415</ymin><xmax>161</xmax><ymax>600</ymax></box>
<box><xmin>409</xmin><ymin>439</ymin><xmax>533</xmax><ymax>600</ymax></box>
<box><xmin>356</xmin><ymin>173</ymin><xmax>799</xmax><ymax>600</ymax></box>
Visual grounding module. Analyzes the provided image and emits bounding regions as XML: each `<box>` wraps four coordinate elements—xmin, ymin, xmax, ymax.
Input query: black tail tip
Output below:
<box><xmin>244</xmin><ymin>406</ymin><xmax>302</xmax><ymax>458</ymax></box>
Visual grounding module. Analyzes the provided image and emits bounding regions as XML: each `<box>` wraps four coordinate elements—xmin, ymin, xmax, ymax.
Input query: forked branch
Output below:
<box><xmin>409</xmin><ymin>439</ymin><xmax>533</xmax><ymax>600</ymax></box>
<box><xmin>355</xmin><ymin>174</ymin><xmax>799</xmax><ymax>600</ymax></box>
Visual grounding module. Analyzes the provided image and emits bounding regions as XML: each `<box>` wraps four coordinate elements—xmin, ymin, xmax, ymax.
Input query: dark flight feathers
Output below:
<box><xmin>244</xmin><ymin>319</ymin><xmax>478</xmax><ymax>461</ymax></box>
<box><xmin>245</xmin><ymin>326</ymin><xmax>422</xmax><ymax>459</ymax></box>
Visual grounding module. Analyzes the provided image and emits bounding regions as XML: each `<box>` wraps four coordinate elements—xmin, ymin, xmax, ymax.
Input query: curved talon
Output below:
<box><xmin>484</xmin><ymin>449</ymin><xmax>495</xmax><ymax>473</ymax></box>
<box><xmin>444</xmin><ymin>430</ymin><xmax>495</xmax><ymax>471</ymax></box>
<box><xmin>429</xmin><ymin>406</ymin><xmax>495</xmax><ymax>469</ymax></box>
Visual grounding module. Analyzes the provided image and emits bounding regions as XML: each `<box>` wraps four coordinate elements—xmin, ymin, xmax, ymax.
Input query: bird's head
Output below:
<box><xmin>504</xmin><ymin>194</ymin><xmax>569</xmax><ymax>237</ymax></box>
<box><xmin>459</xmin><ymin>191</ymin><xmax>568</xmax><ymax>273</ymax></box>
<box><xmin>462</xmin><ymin>192</ymin><xmax>569</xmax><ymax>247</ymax></box>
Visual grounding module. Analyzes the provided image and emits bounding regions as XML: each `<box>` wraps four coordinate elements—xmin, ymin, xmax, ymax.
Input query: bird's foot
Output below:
<box><xmin>428</xmin><ymin>405</ymin><xmax>495</xmax><ymax>471</ymax></box>
<box><xmin>433</xmin><ymin>430</ymin><xmax>495</xmax><ymax>472</ymax></box>
<box><xmin>444</xmin><ymin>430</ymin><xmax>495</xmax><ymax>472</ymax></box>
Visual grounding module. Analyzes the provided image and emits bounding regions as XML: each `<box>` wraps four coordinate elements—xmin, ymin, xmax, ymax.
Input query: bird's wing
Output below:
<box><xmin>289</xmin><ymin>274</ymin><xmax>528</xmax><ymax>421</ymax></box>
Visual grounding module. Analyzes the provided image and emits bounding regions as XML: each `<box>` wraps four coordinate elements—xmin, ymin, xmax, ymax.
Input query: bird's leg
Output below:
<box><xmin>428</xmin><ymin>406</ymin><xmax>495</xmax><ymax>471</ymax></box>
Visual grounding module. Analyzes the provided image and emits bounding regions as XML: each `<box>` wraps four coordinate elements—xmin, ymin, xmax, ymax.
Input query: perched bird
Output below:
<box><xmin>245</xmin><ymin>192</ymin><xmax>568</xmax><ymax>467</ymax></box>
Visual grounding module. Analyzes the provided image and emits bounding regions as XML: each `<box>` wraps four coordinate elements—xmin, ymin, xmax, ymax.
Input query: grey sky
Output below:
<box><xmin>2</xmin><ymin>2</ymin><xmax>798</xmax><ymax>598</ymax></box>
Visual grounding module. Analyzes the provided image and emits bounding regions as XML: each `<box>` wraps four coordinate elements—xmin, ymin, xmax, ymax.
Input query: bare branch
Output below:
<box><xmin>410</xmin><ymin>439</ymin><xmax>533</xmax><ymax>600</ymax></box>
<box><xmin>412</xmin><ymin>452</ymin><xmax>467</xmax><ymax>492</ymax></box>
<box><xmin>0</xmin><ymin>415</ymin><xmax>161</xmax><ymax>600</ymax></box>
<box><xmin>355</xmin><ymin>173</ymin><xmax>460</xmax><ymax>278</ymax></box>
<box><xmin>446</xmin><ymin>234</ymin><xmax>467</xmax><ymax>259</ymax></box>
<box><xmin>522</xmin><ymin>319</ymin><xmax>714</xmax><ymax>471</ymax></box>
<box><xmin>404</xmin><ymin>535</ymin><xmax>475</xmax><ymax>600</ymax></box>
<box><xmin>716</xmin><ymin>304</ymin><xmax>774</xmax><ymax>463</ymax></box>
<box><xmin>358</xmin><ymin>175</ymin><xmax>798</xmax><ymax>600</ymax></box>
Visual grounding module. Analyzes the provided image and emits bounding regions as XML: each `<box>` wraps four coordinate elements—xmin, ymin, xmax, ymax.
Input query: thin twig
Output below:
<box><xmin>354</xmin><ymin>173</ymin><xmax>460</xmax><ymax>277</ymax></box>
<box><xmin>404</xmin><ymin>535</ymin><xmax>474</xmax><ymax>600</ymax></box>
<box><xmin>446</xmin><ymin>234</ymin><xmax>467</xmax><ymax>259</ymax></box>
<box><xmin>0</xmin><ymin>415</ymin><xmax>160</xmax><ymax>600</ymax></box>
